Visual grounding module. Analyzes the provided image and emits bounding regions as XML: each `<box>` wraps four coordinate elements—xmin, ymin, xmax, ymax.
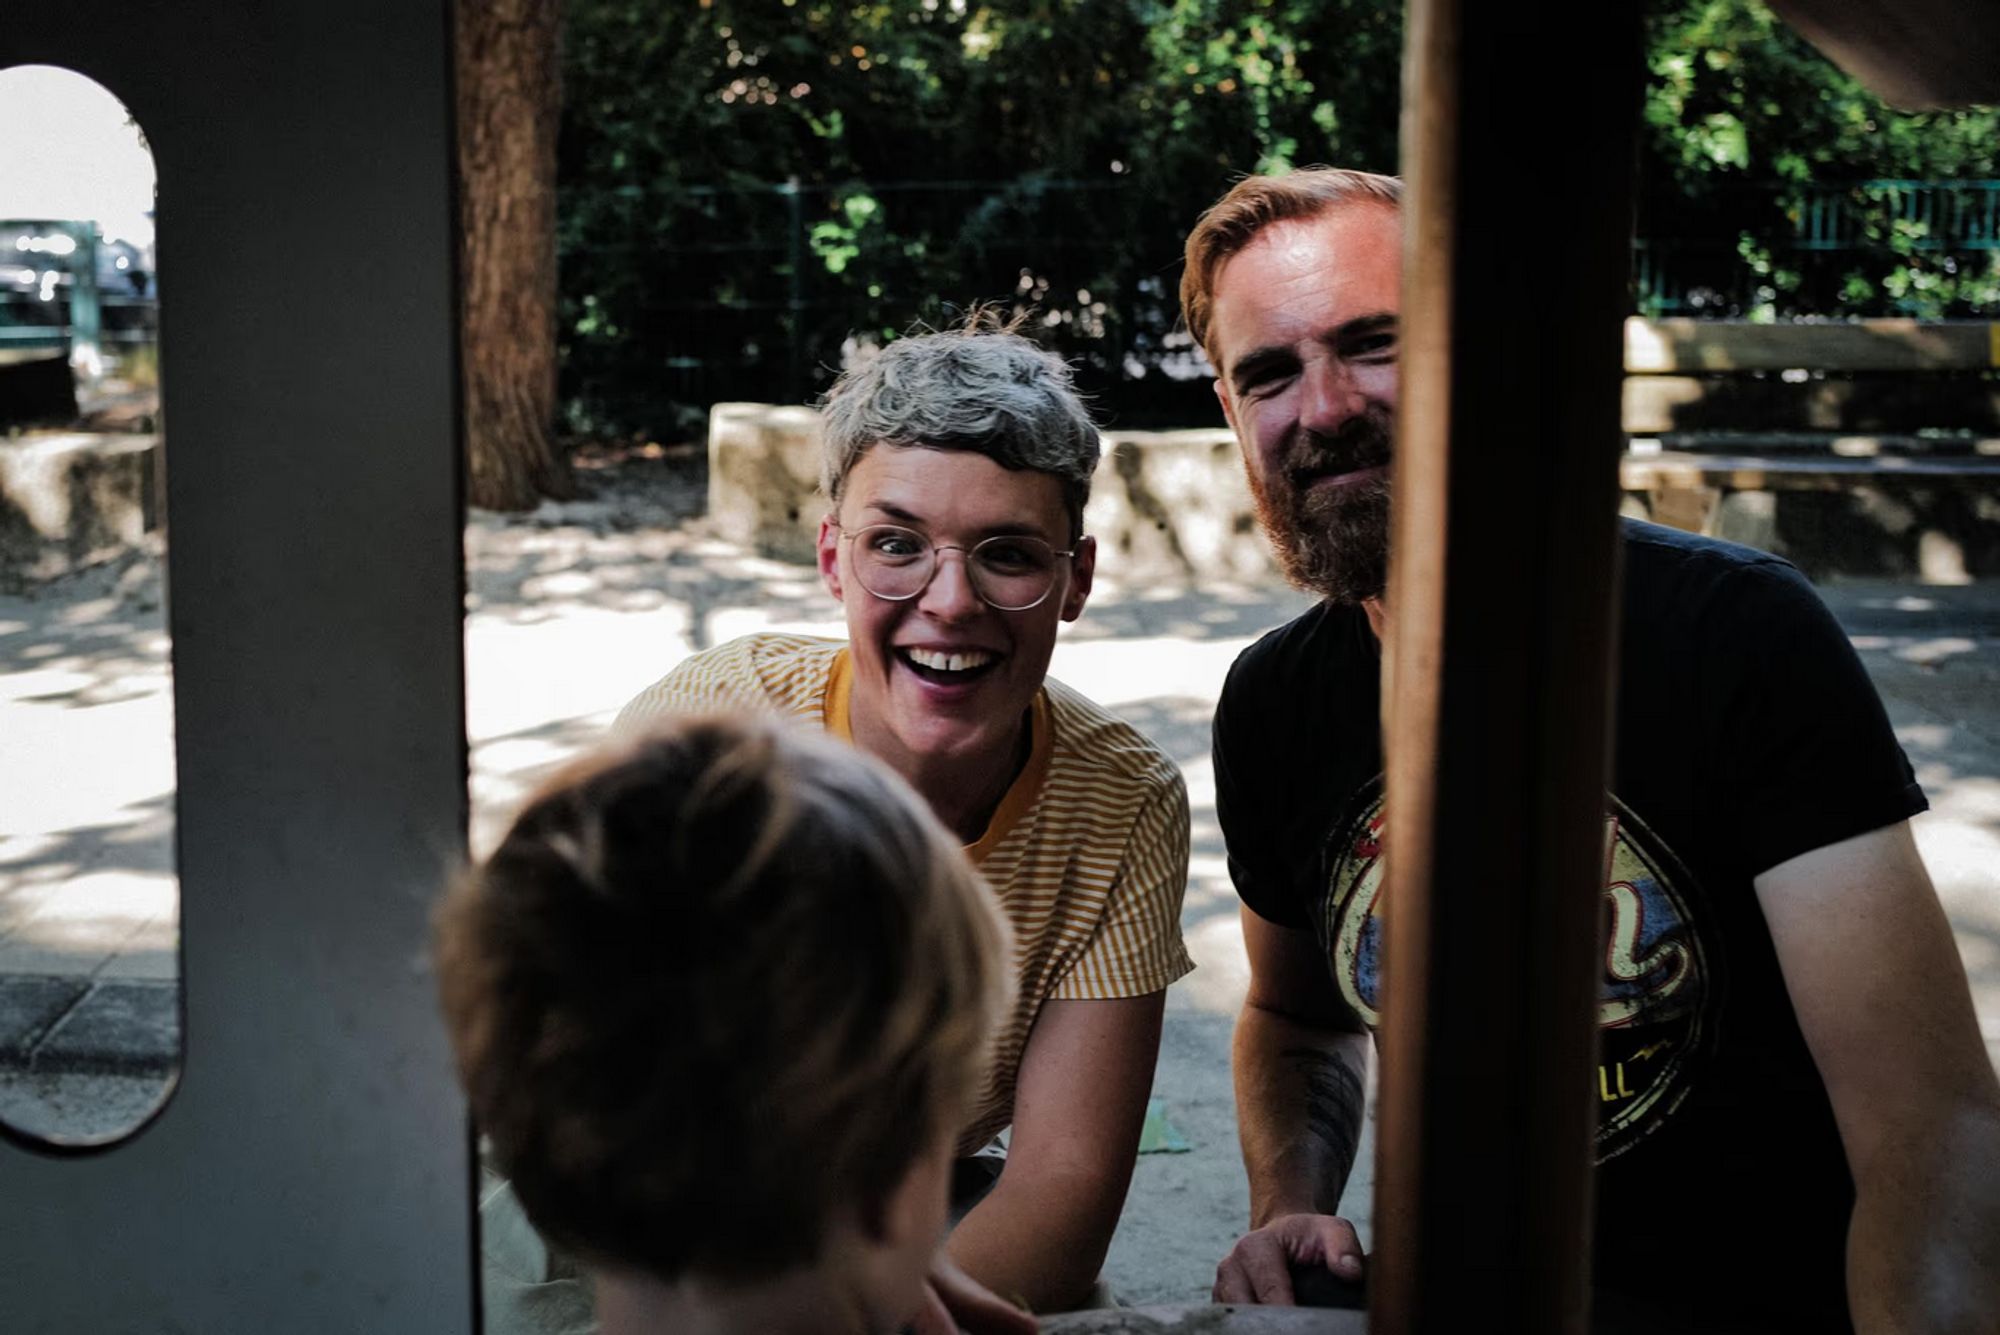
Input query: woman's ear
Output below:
<box><xmin>818</xmin><ymin>514</ymin><xmax>845</xmax><ymax>602</ymax></box>
<box><xmin>1061</xmin><ymin>535</ymin><xmax>1096</xmax><ymax>623</ymax></box>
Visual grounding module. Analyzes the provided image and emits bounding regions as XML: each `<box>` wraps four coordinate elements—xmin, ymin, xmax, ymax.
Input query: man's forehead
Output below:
<box><xmin>1208</xmin><ymin>206</ymin><xmax>1402</xmax><ymax>360</ymax></box>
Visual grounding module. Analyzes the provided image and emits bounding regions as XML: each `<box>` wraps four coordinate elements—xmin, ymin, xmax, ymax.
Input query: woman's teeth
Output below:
<box><xmin>903</xmin><ymin>647</ymin><xmax>996</xmax><ymax>673</ymax></box>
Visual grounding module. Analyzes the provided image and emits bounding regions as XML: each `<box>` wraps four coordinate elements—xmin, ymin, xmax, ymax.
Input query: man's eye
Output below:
<box><xmin>1348</xmin><ymin>333</ymin><xmax>1398</xmax><ymax>360</ymax></box>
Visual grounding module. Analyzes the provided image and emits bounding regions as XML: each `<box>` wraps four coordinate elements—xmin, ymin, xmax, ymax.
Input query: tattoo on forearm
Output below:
<box><xmin>1281</xmin><ymin>1046</ymin><xmax>1364</xmax><ymax>1185</ymax></box>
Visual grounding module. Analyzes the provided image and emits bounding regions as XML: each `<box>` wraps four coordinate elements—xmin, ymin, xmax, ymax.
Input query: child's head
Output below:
<box><xmin>435</xmin><ymin>714</ymin><xmax>1010</xmax><ymax>1323</ymax></box>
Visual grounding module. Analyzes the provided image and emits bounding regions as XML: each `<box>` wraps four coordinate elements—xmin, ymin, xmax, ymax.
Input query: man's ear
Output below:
<box><xmin>1061</xmin><ymin>535</ymin><xmax>1096</xmax><ymax>623</ymax></box>
<box><xmin>817</xmin><ymin>513</ymin><xmax>845</xmax><ymax>602</ymax></box>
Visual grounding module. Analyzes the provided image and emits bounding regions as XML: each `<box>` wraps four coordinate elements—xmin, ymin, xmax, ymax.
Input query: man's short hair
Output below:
<box><xmin>435</xmin><ymin>715</ymin><xmax>1011</xmax><ymax>1285</ymax></box>
<box><xmin>1180</xmin><ymin>167</ymin><xmax>1404</xmax><ymax>365</ymax></box>
<box><xmin>819</xmin><ymin>316</ymin><xmax>1100</xmax><ymax>540</ymax></box>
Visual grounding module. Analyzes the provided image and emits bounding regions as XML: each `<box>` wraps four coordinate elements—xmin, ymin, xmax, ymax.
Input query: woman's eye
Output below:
<box><xmin>980</xmin><ymin>543</ymin><xmax>1037</xmax><ymax>571</ymax></box>
<box><xmin>869</xmin><ymin>532</ymin><xmax>923</xmax><ymax>557</ymax></box>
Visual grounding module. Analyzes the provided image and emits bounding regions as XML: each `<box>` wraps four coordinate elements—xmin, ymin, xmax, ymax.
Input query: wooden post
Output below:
<box><xmin>1371</xmin><ymin>5</ymin><xmax>1644</xmax><ymax>1332</ymax></box>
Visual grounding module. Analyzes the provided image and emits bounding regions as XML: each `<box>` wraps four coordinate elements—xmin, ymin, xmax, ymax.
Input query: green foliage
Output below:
<box><xmin>1640</xmin><ymin>0</ymin><xmax>2000</xmax><ymax>318</ymax></box>
<box><xmin>557</xmin><ymin>0</ymin><xmax>2000</xmax><ymax>438</ymax></box>
<box><xmin>555</xmin><ymin>0</ymin><xmax>1403</xmax><ymax>436</ymax></box>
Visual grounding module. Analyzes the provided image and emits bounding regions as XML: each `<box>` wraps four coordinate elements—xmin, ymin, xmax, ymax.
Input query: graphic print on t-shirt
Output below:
<box><xmin>1320</xmin><ymin>776</ymin><xmax>1718</xmax><ymax>1162</ymax></box>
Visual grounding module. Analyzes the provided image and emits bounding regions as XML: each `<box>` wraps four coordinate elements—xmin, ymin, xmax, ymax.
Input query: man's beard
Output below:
<box><xmin>1248</xmin><ymin>408</ymin><xmax>1393</xmax><ymax>605</ymax></box>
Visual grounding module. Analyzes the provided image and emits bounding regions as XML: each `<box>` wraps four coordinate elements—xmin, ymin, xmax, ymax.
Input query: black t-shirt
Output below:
<box><xmin>1214</xmin><ymin>520</ymin><xmax>1927</xmax><ymax>1332</ymax></box>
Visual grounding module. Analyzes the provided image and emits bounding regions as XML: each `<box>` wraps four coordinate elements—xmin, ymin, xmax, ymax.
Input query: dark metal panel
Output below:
<box><xmin>1768</xmin><ymin>0</ymin><xmax>2000</xmax><ymax>109</ymax></box>
<box><xmin>0</xmin><ymin>5</ymin><xmax>473</xmax><ymax>1332</ymax></box>
<box><xmin>1372</xmin><ymin>5</ymin><xmax>1644</xmax><ymax>1333</ymax></box>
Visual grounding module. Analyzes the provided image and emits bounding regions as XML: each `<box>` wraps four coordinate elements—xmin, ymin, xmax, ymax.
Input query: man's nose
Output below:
<box><xmin>917</xmin><ymin>547</ymin><xmax>984</xmax><ymax>621</ymax></box>
<box><xmin>1299</xmin><ymin>360</ymin><xmax>1367</xmax><ymax>437</ymax></box>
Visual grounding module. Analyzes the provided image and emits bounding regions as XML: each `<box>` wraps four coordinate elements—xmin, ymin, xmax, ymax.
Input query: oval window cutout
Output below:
<box><xmin>0</xmin><ymin>63</ymin><xmax>177</xmax><ymax>1149</ymax></box>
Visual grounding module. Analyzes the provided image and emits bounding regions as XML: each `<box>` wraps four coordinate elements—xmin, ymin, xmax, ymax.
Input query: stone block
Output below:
<box><xmin>1087</xmin><ymin>430</ymin><xmax>1271</xmax><ymax>584</ymax></box>
<box><xmin>1632</xmin><ymin>474</ymin><xmax>2000</xmax><ymax>581</ymax></box>
<box><xmin>707</xmin><ymin>403</ymin><xmax>826</xmax><ymax>563</ymax></box>
<box><xmin>1713</xmin><ymin>489</ymin><xmax>1779</xmax><ymax>553</ymax></box>
<box><xmin>706</xmin><ymin>404</ymin><xmax>1279</xmax><ymax>584</ymax></box>
<box><xmin>0</xmin><ymin>431</ymin><xmax>162</xmax><ymax>590</ymax></box>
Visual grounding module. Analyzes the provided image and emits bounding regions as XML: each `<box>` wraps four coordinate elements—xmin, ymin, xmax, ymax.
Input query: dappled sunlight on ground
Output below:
<box><xmin>462</xmin><ymin>496</ymin><xmax>847</xmax><ymax>853</ymax></box>
<box><xmin>1064</xmin><ymin>578</ymin><xmax>1318</xmax><ymax>646</ymax></box>
<box><xmin>5</xmin><ymin>469</ymin><xmax>1998</xmax><ymax>1260</ymax></box>
<box><xmin>9</xmin><ymin>505</ymin><xmax>1996</xmax><ymax>1048</ymax></box>
<box><xmin>1</xmin><ymin>543</ymin><xmax>178</xmax><ymax>1003</ymax></box>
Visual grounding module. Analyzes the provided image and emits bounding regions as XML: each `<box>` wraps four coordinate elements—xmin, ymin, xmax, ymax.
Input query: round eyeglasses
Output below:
<box><xmin>840</xmin><ymin>524</ymin><xmax>1076</xmax><ymax>611</ymax></box>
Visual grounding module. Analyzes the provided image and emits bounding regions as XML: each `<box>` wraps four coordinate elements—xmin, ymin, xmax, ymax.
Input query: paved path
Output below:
<box><xmin>3</xmin><ymin>458</ymin><xmax>1997</xmax><ymax>1303</ymax></box>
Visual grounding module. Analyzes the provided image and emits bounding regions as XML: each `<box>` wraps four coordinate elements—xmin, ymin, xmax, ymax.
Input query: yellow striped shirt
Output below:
<box><xmin>615</xmin><ymin>633</ymin><xmax>1195</xmax><ymax>1151</ymax></box>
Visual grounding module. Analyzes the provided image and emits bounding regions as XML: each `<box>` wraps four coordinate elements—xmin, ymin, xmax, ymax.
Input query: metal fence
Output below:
<box><xmin>565</xmin><ymin>176</ymin><xmax>2000</xmax><ymax>433</ymax></box>
<box><xmin>558</xmin><ymin>176</ymin><xmax>1202</xmax><ymax>434</ymax></box>
<box><xmin>10</xmin><ymin>182</ymin><xmax>1992</xmax><ymax>429</ymax></box>
<box><xmin>1795</xmin><ymin>179</ymin><xmax>2000</xmax><ymax>251</ymax></box>
<box><xmin>0</xmin><ymin>220</ymin><xmax>159</xmax><ymax>373</ymax></box>
<box><xmin>1633</xmin><ymin>179</ymin><xmax>2000</xmax><ymax>316</ymax></box>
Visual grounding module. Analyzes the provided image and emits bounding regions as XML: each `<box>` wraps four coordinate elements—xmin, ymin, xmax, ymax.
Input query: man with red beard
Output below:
<box><xmin>1185</xmin><ymin>167</ymin><xmax>2000</xmax><ymax>1332</ymax></box>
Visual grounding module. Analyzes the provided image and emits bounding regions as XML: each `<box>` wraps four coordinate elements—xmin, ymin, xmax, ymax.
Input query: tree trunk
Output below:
<box><xmin>456</xmin><ymin>0</ymin><xmax>573</xmax><ymax>511</ymax></box>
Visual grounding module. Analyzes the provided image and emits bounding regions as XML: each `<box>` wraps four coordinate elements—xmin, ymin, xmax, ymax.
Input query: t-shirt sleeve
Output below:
<box><xmin>1213</xmin><ymin>653</ymin><xmax>1314</xmax><ymax>930</ymax></box>
<box><xmin>1049</xmin><ymin>768</ymin><xmax>1196</xmax><ymax>999</ymax></box>
<box><xmin>1707</xmin><ymin>560</ymin><xmax>1928</xmax><ymax>876</ymax></box>
<box><xmin>611</xmin><ymin>638</ymin><xmax>785</xmax><ymax>737</ymax></box>
<box><xmin>612</xmin><ymin>668</ymin><xmax>701</xmax><ymax>736</ymax></box>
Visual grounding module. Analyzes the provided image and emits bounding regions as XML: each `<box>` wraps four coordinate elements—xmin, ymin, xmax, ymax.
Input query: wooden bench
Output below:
<box><xmin>1620</xmin><ymin>319</ymin><xmax>2000</xmax><ymax>580</ymax></box>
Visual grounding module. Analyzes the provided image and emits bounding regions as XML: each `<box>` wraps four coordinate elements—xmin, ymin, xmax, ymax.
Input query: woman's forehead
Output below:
<box><xmin>845</xmin><ymin>445</ymin><xmax>1068</xmax><ymax>537</ymax></box>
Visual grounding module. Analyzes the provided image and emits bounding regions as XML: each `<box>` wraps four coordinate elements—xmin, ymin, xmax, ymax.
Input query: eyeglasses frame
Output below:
<box><xmin>835</xmin><ymin>522</ymin><xmax>1080</xmax><ymax>612</ymax></box>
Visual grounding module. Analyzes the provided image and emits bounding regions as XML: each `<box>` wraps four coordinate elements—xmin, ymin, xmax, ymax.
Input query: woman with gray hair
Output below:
<box><xmin>618</xmin><ymin>318</ymin><xmax>1195</xmax><ymax>1316</ymax></box>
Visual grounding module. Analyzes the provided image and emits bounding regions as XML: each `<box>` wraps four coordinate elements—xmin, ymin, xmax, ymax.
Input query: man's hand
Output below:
<box><xmin>1212</xmin><ymin>1212</ymin><xmax>1366</xmax><ymax>1305</ymax></box>
<box><xmin>908</xmin><ymin>1251</ymin><xmax>1036</xmax><ymax>1335</ymax></box>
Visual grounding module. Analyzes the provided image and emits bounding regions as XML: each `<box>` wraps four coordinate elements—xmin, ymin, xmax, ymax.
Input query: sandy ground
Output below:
<box><xmin>4</xmin><ymin>447</ymin><xmax>1998</xmax><ymax>1307</ymax></box>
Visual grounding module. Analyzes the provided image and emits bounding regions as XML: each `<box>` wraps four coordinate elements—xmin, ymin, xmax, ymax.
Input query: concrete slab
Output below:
<box><xmin>0</xmin><ymin>1069</ymin><xmax>175</xmax><ymax>1147</ymax></box>
<box><xmin>0</xmin><ymin>941</ymin><xmax>120</xmax><ymax>978</ymax></box>
<box><xmin>31</xmin><ymin>979</ymin><xmax>179</xmax><ymax>1075</ymax></box>
<box><xmin>0</xmin><ymin>432</ymin><xmax>161</xmax><ymax>589</ymax></box>
<box><xmin>0</xmin><ymin>974</ymin><xmax>88</xmax><ymax>1064</ymax></box>
<box><xmin>0</xmin><ymin>872</ymin><xmax>175</xmax><ymax>978</ymax></box>
<box><xmin>95</xmin><ymin>941</ymin><xmax>181</xmax><ymax>981</ymax></box>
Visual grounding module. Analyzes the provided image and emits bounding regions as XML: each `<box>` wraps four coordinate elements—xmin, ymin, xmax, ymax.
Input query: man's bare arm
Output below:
<box><xmin>1756</xmin><ymin>821</ymin><xmax>2000</xmax><ymax>1334</ymax></box>
<box><xmin>1235</xmin><ymin>906</ymin><xmax>1373</xmax><ymax>1221</ymax></box>
<box><xmin>1215</xmin><ymin>906</ymin><xmax>1373</xmax><ymax>1304</ymax></box>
